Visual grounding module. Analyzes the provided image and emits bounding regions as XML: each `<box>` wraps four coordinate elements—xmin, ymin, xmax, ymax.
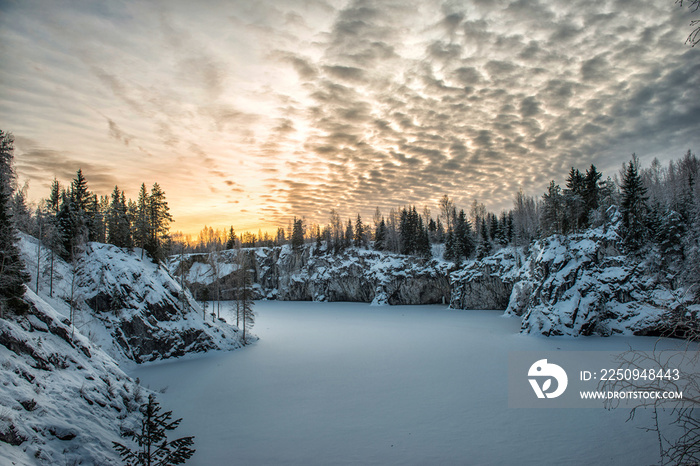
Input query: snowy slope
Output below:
<box><xmin>19</xmin><ymin>234</ymin><xmax>244</xmax><ymax>364</ymax></box>
<box><xmin>0</xmin><ymin>290</ymin><xmax>143</xmax><ymax>465</ymax></box>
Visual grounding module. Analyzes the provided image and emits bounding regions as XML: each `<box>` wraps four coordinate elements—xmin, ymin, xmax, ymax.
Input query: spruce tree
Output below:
<box><xmin>454</xmin><ymin>209</ymin><xmax>474</xmax><ymax>261</ymax></box>
<box><xmin>0</xmin><ymin>130</ymin><xmax>30</xmax><ymax>316</ymax></box>
<box><xmin>542</xmin><ymin>181</ymin><xmax>564</xmax><ymax>234</ymax></box>
<box><xmin>113</xmin><ymin>394</ymin><xmax>195</xmax><ymax>465</ymax></box>
<box><xmin>291</xmin><ymin>217</ymin><xmax>304</xmax><ymax>250</ymax></box>
<box><xmin>417</xmin><ymin>220</ymin><xmax>431</xmax><ymax>258</ymax></box>
<box><xmin>476</xmin><ymin>217</ymin><xmax>491</xmax><ymax>260</ymax></box>
<box><xmin>226</xmin><ymin>226</ymin><xmax>237</xmax><ymax>249</ymax></box>
<box><xmin>584</xmin><ymin>165</ymin><xmax>602</xmax><ymax>215</ymax></box>
<box><xmin>354</xmin><ymin>214</ymin><xmax>365</xmax><ymax>248</ymax></box>
<box><xmin>134</xmin><ymin>183</ymin><xmax>151</xmax><ymax>258</ymax></box>
<box><xmin>107</xmin><ymin>186</ymin><xmax>131</xmax><ymax>248</ymax></box>
<box><xmin>344</xmin><ymin>218</ymin><xmax>353</xmax><ymax>249</ymax></box>
<box><xmin>374</xmin><ymin>218</ymin><xmax>386</xmax><ymax>251</ymax></box>
<box><xmin>314</xmin><ymin>224</ymin><xmax>322</xmax><ymax>252</ymax></box>
<box><xmin>620</xmin><ymin>155</ymin><xmax>649</xmax><ymax>251</ymax></box>
<box><xmin>443</xmin><ymin>229</ymin><xmax>456</xmax><ymax>261</ymax></box>
<box><xmin>657</xmin><ymin>210</ymin><xmax>685</xmax><ymax>270</ymax></box>
<box><xmin>146</xmin><ymin>183</ymin><xmax>173</xmax><ymax>261</ymax></box>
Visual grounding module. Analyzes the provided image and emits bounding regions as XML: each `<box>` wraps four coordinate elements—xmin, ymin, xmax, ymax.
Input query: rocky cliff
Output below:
<box><xmin>171</xmin><ymin>246</ymin><xmax>452</xmax><ymax>306</ymax></box>
<box><xmin>171</xmin><ymin>211</ymin><xmax>696</xmax><ymax>338</ymax></box>
<box><xmin>19</xmin><ymin>234</ymin><xmax>243</xmax><ymax>365</ymax></box>
<box><xmin>449</xmin><ymin>208</ymin><xmax>694</xmax><ymax>336</ymax></box>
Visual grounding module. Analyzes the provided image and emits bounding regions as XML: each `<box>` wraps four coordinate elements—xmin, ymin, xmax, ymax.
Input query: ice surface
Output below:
<box><xmin>132</xmin><ymin>301</ymin><xmax>684</xmax><ymax>465</ymax></box>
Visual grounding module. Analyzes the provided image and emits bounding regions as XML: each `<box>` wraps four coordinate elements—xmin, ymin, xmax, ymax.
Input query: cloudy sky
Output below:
<box><xmin>1</xmin><ymin>0</ymin><xmax>698</xmax><ymax>235</ymax></box>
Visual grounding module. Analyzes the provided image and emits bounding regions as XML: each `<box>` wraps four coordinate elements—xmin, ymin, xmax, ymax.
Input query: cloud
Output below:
<box><xmin>13</xmin><ymin>136</ymin><xmax>118</xmax><ymax>194</ymax></box>
<box><xmin>1</xmin><ymin>0</ymin><xmax>698</xmax><ymax>233</ymax></box>
<box><xmin>106</xmin><ymin>118</ymin><xmax>135</xmax><ymax>146</ymax></box>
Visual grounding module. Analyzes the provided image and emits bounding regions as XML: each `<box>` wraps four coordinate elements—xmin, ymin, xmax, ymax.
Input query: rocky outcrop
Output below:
<box><xmin>0</xmin><ymin>290</ymin><xmax>143</xmax><ymax>464</ymax></box>
<box><xmin>169</xmin><ymin>208</ymin><xmax>696</xmax><ymax>338</ymax></box>
<box><xmin>449</xmin><ymin>248</ymin><xmax>524</xmax><ymax>310</ymax></box>
<box><xmin>171</xmin><ymin>246</ymin><xmax>452</xmax><ymax>306</ymax></box>
<box><xmin>505</xmin><ymin>210</ymin><xmax>686</xmax><ymax>336</ymax></box>
<box><xmin>19</xmin><ymin>235</ymin><xmax>243</xmax><ymax>365</ymax></box>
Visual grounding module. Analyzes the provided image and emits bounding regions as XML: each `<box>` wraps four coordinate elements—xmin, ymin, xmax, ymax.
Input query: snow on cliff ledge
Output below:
<box><xmin>19</xmin><ymin>234</ymin><xmax>244</xmax><ymax>365</ymax></box>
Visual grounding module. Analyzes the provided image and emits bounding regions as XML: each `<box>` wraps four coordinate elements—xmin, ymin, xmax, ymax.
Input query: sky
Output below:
<box><xmin>1</xmin><ymin>0</ymin><xmax>698</xmax><ymax>236</ymax></box>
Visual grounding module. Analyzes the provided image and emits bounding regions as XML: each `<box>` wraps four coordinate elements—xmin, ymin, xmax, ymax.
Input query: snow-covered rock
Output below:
<box><xmin>169</xmin><ymin>208</ymin><xmax>696</xmax><ymax>338</ymax></box>
<box><xmin>170</xmin><ymin>246</ymin><xmax>453</xmax><ymax>306</ymax></box>
<box><xmin>19</xmin><ymin>234</ymin><xmax>244</xmax><ymax>364</ymax></box>
<box><xmin>0</xmin><ymin>290</ymin><xmax>143</xmax><ymax>464</ymax></box>
<box><xmin>449</xmin><ymin>247</ymin><xmax>525</xmax><ymax>310</ymax></box>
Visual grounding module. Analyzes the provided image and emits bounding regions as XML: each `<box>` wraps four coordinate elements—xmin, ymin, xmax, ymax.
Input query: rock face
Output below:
<box><xmin>505</xmin><ymin>210</ymin><xmax>685</xmax><ymax>336</ymax></box>
<box><xmin>0</xmin><ymin>290</ymin><xmax>143</xmax><ymax>464</ymax></box>
<box><xmin>19</xmin><ymin>235</ymin><xmax>243</xmax><ymax>365</ymax></box>
<box><xmin>449</xmin><ymin>248</ymin><xmax>524</xmax><ymax>310</ymax></box>
<box><xmin>170</xmin><ymin>209</ymin><xmax>695</xmax><ymax>338</ymax></box>
<box><xmin>171</xmin><ymin>246</ymin><xmax>452</xmax><ymax>306</ymax></box>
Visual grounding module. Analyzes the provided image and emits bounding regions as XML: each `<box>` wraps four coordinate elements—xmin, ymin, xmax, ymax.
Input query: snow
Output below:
<box><xmin>132</xmin><ymin>301</ymin><xmax>688</xmax><ymax>465</ymax></box>
<box><xmin>0</xmin><ymin>290</ymin><xmax>144</xmax><ymax>465</ymax></box>
<box><xmin>16</xmin><ymin>232</ymin><xmax>243</xmax><ymax>365</ymax></box>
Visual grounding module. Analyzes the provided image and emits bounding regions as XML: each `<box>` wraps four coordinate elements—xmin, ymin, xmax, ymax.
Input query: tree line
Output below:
<box><xmin>12</xmin><ymin>169</ymin><xmax>174</xmax><ymax>263</ymax></box>
<box><xmin>173</xmin><ymin>150</ymin><xmax>699</xmax><ymax>296</ymax></box>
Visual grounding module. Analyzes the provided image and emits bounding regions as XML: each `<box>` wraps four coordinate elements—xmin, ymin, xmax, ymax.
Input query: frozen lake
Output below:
<box><xmin>132</xmin><ymin>301</ymin><xmax>682</xmax><ymax>465</ymax></box>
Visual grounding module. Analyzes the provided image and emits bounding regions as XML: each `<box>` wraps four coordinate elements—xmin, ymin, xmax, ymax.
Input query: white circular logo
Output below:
<box><xmin>528</xmin><ymin>359</ymin><xmax>568</xmax><ymax>399</ymax></box>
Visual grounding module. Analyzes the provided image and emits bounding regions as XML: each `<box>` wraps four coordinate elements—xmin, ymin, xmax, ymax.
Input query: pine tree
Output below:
<box><xmin>291</xmin><ymin>217</ymin><xmax>304</xmax><ymax>250</ymax></box>
<box><xmin>113</xmin><ymin>394</ymin><xmax>195</xmax><ymax>466</ymax></box>
<box><xmin>374</xmin><ymin>218</ymin><xmax>386</xmax><ymax>251</ymax></box>
<box><xmin>354</xmin><ymin>214</ymin><xmax>366</xmax><ymax>248</ymax></box>
<box><xmin>0</xmin><ymin>130</ymin><xmax>30</xmax><ymax>316</ymax></box>
<box><xmin>236</xmin><ymin>250</ymin><xmax>255</xmax><ymax>343</ymax></box>
<box><xmin>620</xmin><ymin>155</ymin><xmax>649</xmax><ymax>251</ymax></box>
<box><xmin>40</xmin><ymin>189</ymin><xmax>65</xmax><ymax>297</ymax></box>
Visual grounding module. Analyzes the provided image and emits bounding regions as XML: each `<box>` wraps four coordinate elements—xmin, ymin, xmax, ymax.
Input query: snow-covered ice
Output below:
<box><xmin>132</xmin><ymin>301</ymin><xmax>686</xmax><ymax>465</ymax></box>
